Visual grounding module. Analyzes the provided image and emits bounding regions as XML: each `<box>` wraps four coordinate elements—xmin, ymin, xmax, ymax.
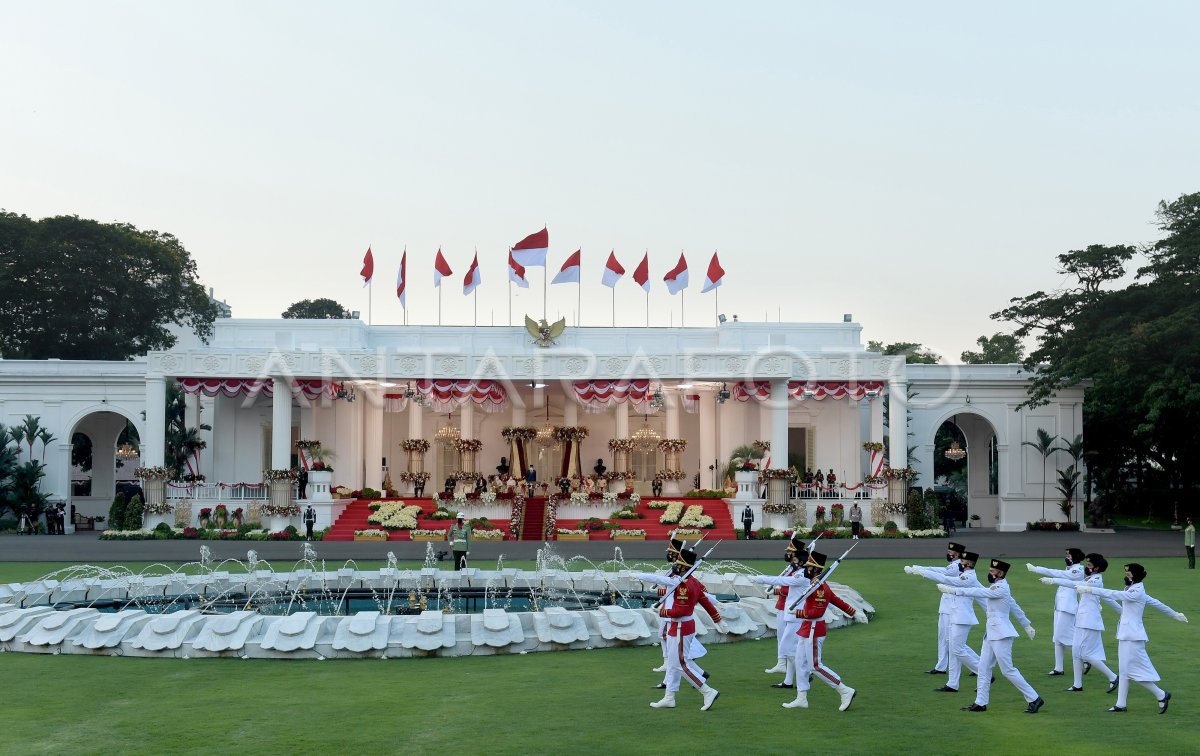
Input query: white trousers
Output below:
<box><xmin>794</xmin><ymin>632</ymin><xmax>843</xmax><ymax>692</ymax></box>
<box><xmin>975</xmin><ymin>637</ymin><xmax>1038</xmax><ymax>705</ymax></box>
<box><xmin>946</xmin><ymin>623</ymin><xmax>981</xmax><ymax>690</ymax></box>
<box><xmin>662</xmin><ymin>630</ymin><xmax>707</xmax><ymax>693</ymax></box>
<box><xmin>934</xmin><ymin>612</ymin><xmax>951</xmax><ymax>671</ymax></box>
<box><xmin>1052</xmin><ymin>609</ymin><xmax>1076</xmax><ymax>646</ymax></box>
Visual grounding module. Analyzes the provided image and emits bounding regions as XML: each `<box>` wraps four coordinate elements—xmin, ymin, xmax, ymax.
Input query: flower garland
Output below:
<box><xmin>142</xmin><ymin>500</ymin><xmax>174</xmax><ymax>515</ymax></box>
<box><xmin>763</xmin><ymin>501</ymin><xmax>797</xmax><ymax>514</ymax></box>
<box><xmin>607</xmin><ymin>438</ymin><xmax>634</xmax><ymax>452</ymax></box>
<box><xmin>295</xmin><ymin>439</ymin><xmax>321</xmax><ymax>450</ymax></box>
<box><xmin>134</xmin><ymin>466</ymin><xmax>172</xmax><ymax>480</ymax></box>
<box><xmin>553</xmin><ymin>426</ymin><xmax>590</xmax><ymax>442</ymax></box>
<box><xmin>501</xmin><ymin>426</ymin><xmax>538</xmax><ymax>441</ymax></box>
<box><xmin>400</xmin><ymin>439</ymin><xmax>431</xmax><ymax>453</ymax></box>
<box><xmin>509</xmin><ymin>495</ymin><xmax>525</xmax><ymax>536</ymax></box>
<box><xmin>604</xmin><ymin>470</ymin><xmax>634</xmax><ymax>481</ymax></box>
<box><xmin>882</xmin><ymin>466</ymin><xmax>918</xmax><ymax>481</ymax></box>
<box><xmin>862</xmin><ymin>441</ymin><xmax>884</xmax><ymax>453</ymax></box>
<box><xmin>658</xmin><ymin>469</ymin><xmax>687</xmax><ymax>481</ymax></box>
<box><xmin>397</xmin><ymin>471</ymin><xmax>431</xmax><ymax>482</ymax></box>
<box><xmin>261</xmin><ymin>502</ymin><xmax>300</xmax><ymax>517</ymax></box>
<box><xmin>657</xmin><ymin>438</ymin><xmax>687</xmax><ymax>453</ymax></box>
<box><xmin>543</xmin><ymin>495</ymin><xmax>558</xmax><ymax>540</ymax></box>
<box><xmin>452</xmin><ymin>438</ymin><xmax>484</xmax><ymax>453</ymax></box>
<box><xmin>759</xmin><ymin>467</ymin><xmax>798</xmax><ymax>481</ymax></box>
<box><xmin>610</xmin><ymin>528</ymin><xmax>646</xmax><ymax>539</ymax></box>
<box><xmin>752</xmin><ymin>440</ymin><xmax>771</xmax><ymax>451</ymax></box>
<box><xmin>354</xmin><ymin>529</ymin><xmax>389</xmax><ymax>538</ymax></box>
<box><xmin>263</xmin><ymin>468</ymin><xmax>299</xmax><ymax>481</ymax></box>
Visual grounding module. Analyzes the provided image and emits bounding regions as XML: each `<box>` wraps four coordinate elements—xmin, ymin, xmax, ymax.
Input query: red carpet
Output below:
<box><xmin>553</xmin><ymin>498</ymin><xmax>737</xmax><ymax>541</ymax></box>
<box><xmin>520</xmin><ymin>497</ymin><xmax>547</xmax><ymax>540</ymax></box>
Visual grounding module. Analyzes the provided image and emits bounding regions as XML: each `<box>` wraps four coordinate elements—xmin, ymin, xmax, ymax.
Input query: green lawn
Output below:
<box><xmin>0</xmin><ymin>558</ymin><xmax>1194</xmax><ymax>755</ymax></box>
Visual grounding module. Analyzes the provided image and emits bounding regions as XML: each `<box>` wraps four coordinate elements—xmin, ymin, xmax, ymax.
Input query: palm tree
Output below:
<box><xmin>1059</xmin><ymin>434</ymin><xmax>1084</xmax><ymax>523</ymax></box>
<box><xmin>36</xmin><ymin>429</ymin><xmax>56</xmax><ymax>464</ymax></box>
<box><xmin>17</xmin><ymin>415</ymin><xmax>44</xmax><ymax>462</ymax></box>
<box><xmin>1022</xmin><ymin>428</ymin><xmax>1061</xmax><ymax>521</ymax></box>
<box><xmin>1055</xmin><ymin>465</ymin><xmax>1081</xmax><ymax>521</ymax></box>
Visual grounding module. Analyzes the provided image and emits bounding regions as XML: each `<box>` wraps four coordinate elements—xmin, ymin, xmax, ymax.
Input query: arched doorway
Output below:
<box><xmin>68</xmin><ymin>410</ymin><xmax>141</xmax><ymax>525</ymax></box>
<box><xmin>932</xmin><ymin>411</ymin><xmax>999</xmax><ymax>528</ymax></box>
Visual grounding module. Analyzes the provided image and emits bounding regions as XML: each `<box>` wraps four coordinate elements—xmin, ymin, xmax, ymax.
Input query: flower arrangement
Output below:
<box><xmin>479</xmin><ymin>491</ymin><xmax>497</xmax><ymax>504</ymax></box>
<box><xmin>214</xmin><ymin>504</ymin><xmax>228</xmax><ymax>517</ymax></box>
<box><xmin>578</xmin><ymin>517</ymin><xmax>611</xmax><ymax>532</ymax></box>
<box><xmin>613</xmin><ymin>508</ymin><xmax>642</xmax><ymax>520</ymax></box>
<box><xmin>659</xmin><ymin>501</ymin><xmax>685</xmax><ymax>524</ymax></box>
<box><xmin>397</xmin><ymin>471</ymin><xmax>431</xmax><ymax>482</ymax></box>
<box><xmin>354</xmin><ymin>529</ymin><xmax>389</xmax><ymax>538</ymax></box>
<box><xmin>831</xmin><ymin>503</ymin><xmax>845</xmax><ymax>514</ymax></box>
<box><xmin>199</xmin><ymin>507</ymin><xmax>212</xmax><ymax>520</ymax></box>
<box><xmin>181</xmin><ymin>473</ymin><xmax>206</xmax><ymax>484</ymax></box>
<box><xmin>333</xmin><ymin>485</ymin><xmax>354</xmax><ymax>498</ymax></box>
<box><xmin>862</xmin><ymin>441</ymin><xmax>884</xmax><ymax>453</ymax></box>
<box><xmin>609</xmin><ymin>528</ymin><xmax>646</xmax><ymax>539</ymax></box>
<box><xmin>400</xmin><ymin>439</ymin><xmax>431</xmax><ymax>453</ymax></box>
<box><xmin>604</xmin><ymin>470</ymin><xmax>634</xmax><ymax>481</ymax></box>
<box><xmin>678</xmin><ymin>505</ymin><xmax>714</xmax><ymax>529</ymax></box>
<box><xmin>501</xmin><ymin>426</ymin><xmax>538</xmax><ymax>441</ymax></box>
<box><xmin>261</xmin><ymin>502</ymin><xmax>300</xmax><ymax>517</ymax></box>
<box><xmin>752</xmin><ymin>440</ymin><xmax>771</xmax><ymax>451</ymax></box>
<box><xmin>658</xmin><ymin>438</ymin><xmax>687</xmax><ymax>453</ymax></box>
<box><xmin>569</xmin><ymin>491</ymin><xmax>589</xmax><ymax>505</ymax></box>
<box><xmin>658</xmin><ymin>469</ymin><xmax>687</xmax><ymax>481</ymax></box>
<box><xmin>674</xmin><ymin>528</ymin><xmax>704</xmax><ymax>537</ymax></box>
<box><xmin>607</xmin><ymin>438</ymin><xmax>634</xmax><ymax>452</ymax></box>
<box><xmin>133</xmin><ymin>466</ymin><xmax>172</xmax><ymax>480</ymax></box>
<box><xmin>815</xmin><ymin>505</ymin><xmax>827</xmax><ymax>521</ymax></box>
<box><xmin>232</xmin><ymin>507</ymin><xmax>244</xmax><ymax>521</ymax></box>
<box><xmin>452</xmin><ymin>438</ymin><xmax>484</xmax><ymax>453</ymax></box>
<box><xmin>618</xmin><ymin>492</ymin><xmax>641</xmax><ymax>505</ymax></box>
<box><xmin>763</xmin><ymin>501</ymin><xmax>797</xmax><ymax>514</ymax></box>
<box><xmin>557</xmin><ymin>527</ymin><xmax>588</xmax><ymax>536</ymax></box>
<box><xmin>882</xmin><ymin>466</ymin><xmax>918</xmax><ymax>481</ymax></box>
<box><xmin>411</xmin><ymin>529</ymin><xmax>445</xmax><ymax>538</ymax></box>
<box><xmin>646</xmin><ymin>499</ymin><xmax>669</xmax><ymax>510</ymax></box>
<box><xmin>553</xmin><ymin>426</ymin><xmax>590</xmax><ymax>442</ymax></box>
<box><xmin>735</xmin><ymin>458</ymin><xmax>759</xmax><ymax>472</ymax></box>
<box><xmin>863</xmin><ymin>475</ymin><xmax>886</xmax><ymax>486</ymax></box>
<box><xmin>452</xmin><ymin>470</ymin><xmax>477</xmax><ymax>481</ymax></box>
<box><xmin>263</xmin><ymin>468</ymin><xmax>299</xmax><ymax>482</ymax></box>
<box><xmin>367</xmin><ymin>503</ymin><xmax>423</xmax><ymax>530</ymax></box>
<box><xmin>426</xmin><ymin>508</ymin><xmax>456</xmax><ymax>520</ymax></box>
<box><xmin>142</xmin><ymin>500</ymin><xmax>174</xmax><ymax>515</ymax></box>
<box><xmin>601</xmin><ymin>491</ymin><xmax>618</xmax><ymax>505</ymax></box>
<box><xmin>760</xmin><ymin>467</ymin><xmax>797</xmax><ymax>481</ymax></box>
<box><xmin>472</xmin><ymin>528</ymin><xmax>505</xmax><ymax>540</ymax></box>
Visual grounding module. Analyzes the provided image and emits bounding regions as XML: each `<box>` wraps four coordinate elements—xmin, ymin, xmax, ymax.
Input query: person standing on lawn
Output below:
<box><xmin>1185</xmin><ymin>518</ymin><xmax>1195</xmax><ymax>569</ymax></box>
<box><xmin>1026</xmin><ymin>547</ymin><xmax>1086</xmax><ymax>678</ymax></box>
<box><xmin>942</xmin><ymin>558</ymin><xmax>1044</xmax><ymax>714</ymax></box>
<box><xmin>447</xmin><ymin>512</ymin><xmax>471</xmax><ymax>570</ymax></box>
<box><xmin>1037</xmin><ymin>552</ymin><xmax>1122</xmax><ymax>694</ymax></box>
<box><xmin>905</xmin><ymin>551</ymin><xmax>985</xmax><ymax>695</ymax></box>
<box><xmin>848</xmin><ymin>503</ymin><xmax>863</xmax><ymax>539</ymax></box>
<box><xmin>1078</xmin><ymin>562</ymin><xmax>1188</xmax><ymax>714</ymax></box>
<box><xmin>751</xmin><ymin>535</ymin><xmax>807</xmax><ymax>689</ymax></box>
<box><xmin>913</xmin><ymin>541</ymin><xmax>966</xmax><ymax>674</ymax></box>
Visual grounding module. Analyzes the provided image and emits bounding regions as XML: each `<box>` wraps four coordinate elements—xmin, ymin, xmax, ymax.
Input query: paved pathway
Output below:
<box><xmin>0</xmin><ymin>528</ymin><xmax>1189</xmax><ymax>565</ymax></box>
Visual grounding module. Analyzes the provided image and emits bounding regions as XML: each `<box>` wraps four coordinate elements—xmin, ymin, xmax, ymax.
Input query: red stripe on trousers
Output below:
<box><xmin>678</xmin><ymin>634</ymin><xmax>703</xmax><ymax>688</ymax></box>
<box><xmin>811</xmin><ymin>634</ymin><xmax>840</xmax><ymax>686</ymax></box>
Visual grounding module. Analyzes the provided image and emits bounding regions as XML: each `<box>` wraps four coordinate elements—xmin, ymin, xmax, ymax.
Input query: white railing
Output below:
<box><xmin>166</xmin><ymin>483</ymin><xmax>273</xmax><ymax>501</ymax></box>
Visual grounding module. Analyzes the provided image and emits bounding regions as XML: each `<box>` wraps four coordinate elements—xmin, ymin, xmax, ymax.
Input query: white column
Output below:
<box><xmin>144</xmin><ymin>376</ymin><xmax>167</xmax><ymax>467</ymax></box>
<box><xmin>770</xmin><ymin>379</ymin><xmax>788</xmax><ymax>469</ymax></box>
<box><xmin>407</xmin><ymin>398</ymin><xmax>423</xmax><ymax>439</ymax></box>
<box><xmin>888</xmin><ymin>379</ymin><xmax>908</xmax><ymax>469</ymax></box>
<box><xmin>699</xmin><ymin>390</ymin><xmax>717</xmax><ymax>490</ymax></box>
<box><xmin>665</xmin><ymin>395</ymin><xmax>680</xmax><ymax>439</ymax></box>
<box><xmin>512</xmin><ymin>404</ymin><xmax>526</xmax><ymax>427</ymax></box>
<box><xmin>563</xmin><ymin>397</ymin><xmax>578</xmax><ymax>427</ymax></box>
<box><xmin>461</xmin><ymin>402</ymin><xmax>475</xmax><ymax>439</ymax></box>
<box><xmin>616</xmin><ymin>402</ymin><xmax>629</xmax><ymax>438</ymax></box>
<box><xmin>363</xmin><ymin>398</ymin><xmax>384</xmax><ymax>489</ymax></box>
<box><xmin>869</xmin><ymin>396</ymin><xmax>885</xmax><ymax>447</ymax></box>
<box><xmin>271</xmin><ymin>377</ymin><xmax>292</xmax><ymax>470</ymax></box>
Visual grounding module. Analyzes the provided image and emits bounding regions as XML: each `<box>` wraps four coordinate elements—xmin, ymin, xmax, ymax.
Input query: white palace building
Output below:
<box><xmin>0</xmin><ymin>316</ymin><xmax>1084</xmax><ymax>533</ymax></box>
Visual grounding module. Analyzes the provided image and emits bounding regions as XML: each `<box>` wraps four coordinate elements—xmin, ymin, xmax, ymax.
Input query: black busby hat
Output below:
<box><xmin>990</xmin><ymin>559</ymin><xmax>1011</xmax><ymax>574</ymax></box>
<box><xmin>1085</xmin><ymin>553</ymin><xmax>1108</xmax><ymax>573</ymax></box>
<box><xmin>962</xmin><ymin>551</ymin><xmax>980</xmax><ymax>563</ymax></box>
<box><xmin>948</xmin><ymin>542</ymin><xmax>966</xmax><ymax>554</ymax></box>
<box><xmin>1066</xmin><ymin>548</ymin><xmax>1085</xmax><ymax>564</ymax></box>
<box><xmin>667</xmin><ymin>535</ymin><xmax>684</xmax><ymax>555</ymax></box>
<box><xmin>804</xmin><ymin>550</ymin><xmax>828</xmax><ymax>570</ymax></box>
<box><xmin>1125</xmin><ymin>563</ymin><xmax>1146</xmax><ymax>583</ymax></box>
<box><xmin>674</xmin><ymin>547</ymin><xmax>698</xmax><ymax>568</ymax></box>
<box><xmin>786</xmin><ymin>535</ymin><xmax>805</xmax><ymax>553</ymax></box>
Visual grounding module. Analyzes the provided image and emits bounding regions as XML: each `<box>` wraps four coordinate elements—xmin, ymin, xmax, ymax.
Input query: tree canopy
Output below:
<box><xmin>867</xmin><ymin>340</ymin><xmax>941</xmax><ymax>364</ymax></box>
<box><xmin>961</xmin><ymin>333</ymin><xmax>1025</xmax><ymax>364</ymax></box>
<box><xmin>994</xmin><ymin>191</ymin><xmax>1200</xmax><ymax>500</ymax></box>
<box><xmin>0</xmin><ymin>212</ymin><xmax>217</xmax><ymax>360</ymax></box>
<box><xmin>281</xmin><ymin>298</ymin><xmax>352</xmax><ymax>319</ymax></box>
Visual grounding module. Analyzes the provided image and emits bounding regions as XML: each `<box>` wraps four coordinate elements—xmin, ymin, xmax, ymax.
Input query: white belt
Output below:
<box><xmin>665</xmin><ymin>615</ymin><xmax>694</xmax><ymax>623</ymax></box>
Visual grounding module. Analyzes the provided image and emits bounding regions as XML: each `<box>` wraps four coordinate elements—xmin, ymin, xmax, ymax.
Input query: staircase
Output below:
<box><xmin>521</xmin><ymin>496</ymin><xmax>546</xmax><ymax>540</ymax></box>
<box><xmin>554</xmin><ymin>498</ymin><xmax>738</xmax><ymax>541</ymax></box>
<box><xmin>325</xmin><ymin>500</ymin><xmax>375</xmax><ymax>540</ymax></box>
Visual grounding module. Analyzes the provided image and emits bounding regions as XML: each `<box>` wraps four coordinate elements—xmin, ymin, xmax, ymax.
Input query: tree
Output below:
<box><xmin>0</xmin><ymin>425</ymin><xmax>20</xmax><ymax>519</ymax></box>
<box><xmin>0</xmin><ymin>212</ymin><xmax>217</xmax><ymax>360</ymax></box>
<box><xmin>281</xmin><ymin>298</ymin><xmax>352</xmax><ymax>319</ymax></box>
<box><xmin>1056</xmin><ymin>465</ymin><xmax>1081</xmax><ymax>520</ymax></box>
<box><xmin>1022</xmin><ymin>428</ymin><xmax>1060</xmax><ymax>521</ymax></box>
<box><xmin>961</xmin><ymin>333</ymin><xmax>1025</xmax><ymax>364</ymax></box>
<box><xmin>165</xmin><ymin>381</ymin><xmax>209</xmax><ymax>480</ymax></box>
<box><xmin>867</xmin><ymin>341</ymin><xmax>941</xmax><ymax>364</ymax></box>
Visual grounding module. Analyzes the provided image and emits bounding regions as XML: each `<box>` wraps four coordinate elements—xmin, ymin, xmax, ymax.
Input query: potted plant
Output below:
<box><xmin>969</xmin><ymin>513</ymin><xmax>981</xmax><ymax>528</ymax></box>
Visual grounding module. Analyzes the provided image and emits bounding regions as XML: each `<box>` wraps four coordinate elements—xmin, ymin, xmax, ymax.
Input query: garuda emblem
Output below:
<box><xmin>525</xmin><ymin>315</ymin><xmax>566</xmax><ymax>347</ymax></box>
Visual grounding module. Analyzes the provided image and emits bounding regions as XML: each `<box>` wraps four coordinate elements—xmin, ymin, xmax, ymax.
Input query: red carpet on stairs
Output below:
<box><xmin>520</xmin><ymin>497</ymin><xmax>546</xmax><ymax>540</ymax></box>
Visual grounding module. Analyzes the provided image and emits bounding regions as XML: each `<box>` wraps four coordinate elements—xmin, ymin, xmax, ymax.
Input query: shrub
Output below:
<box><xmin>154</xmin><ymin>522</ymin><xmax>173</xmax><ymax>535</ymax></box>
<box><xmin>123</xmin><ymin>495</ymin><xmax>144</xmax><ymax>531</ymax></box>
<box><xmin>107</xmin><ymin>495</ymin><xmax>127</xmax><ymax>531</ymax></box>
<box><xmin>884</xmin><ymin>520</ymin><xmax>899</xmax><ymax>532</ymax></box>
<box><xmin>757</xmin><ymin>527</ymin><xmax>776</xmax><ymax>540</ymax></box>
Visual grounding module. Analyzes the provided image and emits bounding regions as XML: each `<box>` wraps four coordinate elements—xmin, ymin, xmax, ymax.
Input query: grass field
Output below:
<box><xmin>0</xmin><ymin>557</ymin><xmax>1194</xmax><ymax>755</ymax></box>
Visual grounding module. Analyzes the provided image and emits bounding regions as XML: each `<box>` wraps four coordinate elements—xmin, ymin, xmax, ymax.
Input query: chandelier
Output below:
<box><xmin>535</xmin><ymin>402</ymin><xmax>557</xmax><ymax>448</ymax></box>
<box><xmin>632</xmin><ymin>415</ymin><xmax>660</xmax><ymax>451</ymax></box>
<box><xmin>403</xmin><ymin>382</ymin><xmax>428</xmax><ymax>407</ymax></box>
<box><xmin>434</xmin><ymin>413</ymin><xmax>460</xmax><ymax>446</ymax></box>
<box><xmin>944</xmin><ymin>415</ymin><xmax>967</xmax><ymax>461</ymax></box>
<box><xmin>648</xmin><ymin>385</ymin><xmax>665</xmax><ymax>411</ymax></box>
<box><xmin>116</xmin><ymin>442</ymin><xmax>139</xmax><ymax>460</ymax></box>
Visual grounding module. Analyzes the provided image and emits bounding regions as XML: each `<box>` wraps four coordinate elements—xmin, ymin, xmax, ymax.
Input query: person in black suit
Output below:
<box><xmin>558</xmin><ymin>476</ymin><xmax>571</xmax><ymax>496</ymax></box>
<box><xmin>297</xmin><ymin>468</ymin><xmax>308</xmax><ymax>499</ymax></box>
<box><xmin>742</xmin><ymin>505</ymin><xmax>754</xmax><ymax>539</ymax></box>
<box><xmin>444</xmin><ymin>476</ymin><xmax>456</xmax><ymax>495</ymax></box>
<box><xmin>413</xmin><ymin>475</ymin><xmax>426</xmax><ymax>497</ymax></box>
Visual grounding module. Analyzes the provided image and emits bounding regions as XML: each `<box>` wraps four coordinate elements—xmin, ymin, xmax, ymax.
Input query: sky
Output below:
<box><xmin>3</xmin><ymin>1</ymin><xmax>1198</xmax><ymax>363</ymax></box>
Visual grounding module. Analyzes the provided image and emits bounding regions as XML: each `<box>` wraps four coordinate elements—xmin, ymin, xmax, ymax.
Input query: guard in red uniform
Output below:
<box><xmin>634</xmin><ymin>548</ymin><xmax>722</xmax><ymax>711</ymax></box>
<box><xmin>783</xmin><ymin>550</ymin><xmax>866</xmax><ymax>711</ymax></box>
<box><xmin>652</xmin><ymin>537</ymin><xmax>707</xmax><ymax>686</ymax></box>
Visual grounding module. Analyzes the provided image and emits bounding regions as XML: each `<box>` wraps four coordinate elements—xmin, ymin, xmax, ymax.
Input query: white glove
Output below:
<box><xmin>1025</xmin><ymin>625</ymin><xmax>1036</xmax><ymax>640</ymax></box>
<box><xmin>1175</xmin><ymin>612</ymin><xmax>1188</xmax><ymax>623</ymax></box>
<box><xmin>1075</xmin><ymin>584</ymin><xmax>1093</xmax><ymax>594</ymax></box>
<box><xmin>1025</xmin><ymin>563</ymin><xmax>1036</xmax><ymax>572</ymax></box>
<box><xmin>903</xmin><ymin>566</ymin><xmax>916</xmax><ymax>575</ymax></box>
<box><xmin>937</xmin><ymin>584</ymin><xmax>955</xmax><ymax>594</ymax></box>
<box><xmin>1039</xmin><ymin>577</ymin><xmax>1054</xmax><ymax>585</ymax></box>
<box><xmin>853</xmin><ymin>611</ymin><xmax>868</xmax><ymax>624</ymax></box>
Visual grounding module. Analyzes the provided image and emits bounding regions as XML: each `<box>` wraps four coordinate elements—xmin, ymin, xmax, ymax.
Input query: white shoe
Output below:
<box><xmin>700</xmin><ymin>686</ymin><xmax>720</xmax><ymax>711</ymax></box>
<box><xmin>652</xmin><ymin>663</ymin><xmax>667</xmax><ymax>673</ymax></box>
<box><xmin>765</xmin><ymin>659</ymin><xmax>786</xmax><ymax>674</ymax></box>
<box><xmin>782</xmin><ymin>692</ymin><xmax>809</xmax><ymax>709</ymax></box>
<box><xmin>650</xmin><ymin>694</ymin><xmax>676</xmax><ymax>708</ymax></box>
<box><xmin>838</xmin><ymin>684</ymin><xmax>857</xmax><ymax>711</ymax></box>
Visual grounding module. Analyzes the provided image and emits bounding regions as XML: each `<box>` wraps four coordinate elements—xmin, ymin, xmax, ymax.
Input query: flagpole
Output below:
<box><xmin>714</xmin><ymin>288</ymin><xmax>719</xmax><ymax>327</ymax></box>
<box><xmin>438</xmin><ymin>286</ymin><xmax>442</xmax><ymax>326</ymax></box>
<box><xmin>508</xmin><ymin>278</ymin><xmax>512</xmax><ymax>327</ymax></box>
<box><xmin>644</xmin><ymin>289</ymin><xmax>649</xmax><ymax>328</ymax></box>
<box><xmin>474</xmin><ymin>290</ymin><xmax>478</xmax><ymax>327</ymax></box>
<box><xmin>577</xmin><ymin>278</ymin><xmax>581</xmax><ymax>327</ymax></box>
<box><xmin>611</xmin><ymin>287</ymin><xmax>615</xmax><ymax>328</ymax></box>
<box><xmin>369</xmin><ymin>277</ymin><xmax>373</xmax><ymax>326</ymax></box>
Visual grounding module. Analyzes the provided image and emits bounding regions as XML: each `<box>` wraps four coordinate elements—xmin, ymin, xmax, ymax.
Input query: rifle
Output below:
<box><xmin>786</xmin><ymin>540</ymin><xmax>860</xmax><ymax>612</ymax></box>
<box><xmin>652</xmin><ymin>540</ymin><xmax>723</xmax><ymax>609</ymax></box>
<box><xmin>764</xmin><ymin>532</ymin><xmax>821</xmax><ymax>595</ymax></box>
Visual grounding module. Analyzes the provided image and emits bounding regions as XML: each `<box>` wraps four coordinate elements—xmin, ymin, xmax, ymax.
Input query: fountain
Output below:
<box><xmin>0</xmin><ymin>543</ymin><xmax>874</xmax><ymax>660</ymax></box>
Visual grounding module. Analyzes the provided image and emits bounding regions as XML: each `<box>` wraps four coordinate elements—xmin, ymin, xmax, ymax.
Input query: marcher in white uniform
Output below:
<box><xmin>1026</xmin><ymin>547</ymin><xmax>1085</xmax><ymax>678</ymax></box>
<box><xmin>914</xmin><ymin>541</ymin><xmax>966</xmax><ymax>675</ymax></box>
<box><xmin>905</xmin><ymin>551</ymin><xmax>985</xmax><ymax>694</ymax></box>
<box><xmin>752</xmin><ymin>535</ymin><xmax>807</xmax><ymax>689</ymax></box>
<box><xmin>1039</xmin><ymin>552</ymin><xmax>1122</xmax><ymax>694</ymax></box>
<box><xmin>942</xmin><ymin>558</ymin><xmax>1044</xmax><ymax>714</ymax></box>
<box><xmin>1079</xmin><ymin>562</ymin><xmax>1188</xmax><ymax>714</ymax></box>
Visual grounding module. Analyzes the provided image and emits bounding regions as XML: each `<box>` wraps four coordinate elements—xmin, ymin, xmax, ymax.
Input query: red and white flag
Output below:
<box><xmin>463</xmin><ymin>252</ymin><xmax>481</xmax><ymax>295</ymax></box>
<box><xmin>508</xmin><ymin>250</ymin><xmax>529</xmax><ymax>288</ymax></box>
<box><xmin>433</xmin><ymin>248</ymin><xmax>453</xmax><ymax>287</ymax></box>
<box><xmin>663</xmin><ymin>252</ymin><xmax>689</xmax><ymax>295</ymax></box>
<box><xmin>360</xmin><ymin>247</ymin><xmax>374</xmax><ymax>286</ymax></box>
<box><xmin>551</xmin><ymin>249</ymin><xmax>581</xmax><ymax>285</ymax></box>
<box><xmin>397</xmin><ymin>249</ymin><xmax>407</xmax><ymax>308</ymax></box>
<box><xmin>601</xmin><ymin>251</ymin><xmax>625</xmax><ymax>288</ymax></box>
<box><xmin>511</xmin><ymin>226</ymin><xmax>549</xmax><ymax>267</ymax></box>
<box><xmin>633</xmin><ymin>252</ymin><xmax>650</xmax><ymax>292</ymax></box>
<box><xmin>701</xmin><ymin>251</ymin><xmax>725</xmax><ymax>293</ymax></box>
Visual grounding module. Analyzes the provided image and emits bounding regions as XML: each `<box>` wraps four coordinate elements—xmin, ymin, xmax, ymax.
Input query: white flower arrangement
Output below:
<box><xmin>354</xmin><ymin>529</ymin><xmax>389</xmax><ymax>538</ymax></box>
<box><xmin>411</xmin><ymin>528</ymin><xmax>445</xmax><ymax>537</ymax></box>
<box><xmin>472</xmin><ymin>529</ymin><xmax>504</xmax><ymax>540</ymax></box>
<box><xmin>570</xmin><ymin>492</ymin><xmax>588</xmax><ymax>504</ymax></box>
<box><xmin>453</xmin><ymin>492</ymin><xmax>469</xmax><ymax>506</ymax></box>
<box><xmin>480</xmin><ymin>492</ymin><xmax>497</xmax><ymax>504</ymax></box>
<box><xmin>142</xmin><ymin>500</ymin><xmax>175</xmax><ymax>515</ymax></box>
<box><xmin>367</xmin><ymin>503</ymin><xmax>423</xmax><ymax>530</ymax></box>
<box><xmin>646</xmin><ymin>499</ymin><xmax>669</xmax><ymax>510</ymax></box>
<box><xmin>658</xmin><ymin>501</ymin><xmax>685</xmax><ymax>524</ymax></box>
<box><xmin>609</xmin><ymin>528</ymin><xmax>646</xmax><ymax>539</ymax></box>
<box><xmin>556</xmin><ymin>527</ymin><xmax>588</xmax><ymax>535</ymax></box>
<box><xmin>627</xmin><ymin>493</ymin><xmax>641</xmax><ymax>505</ymax></box>
<box><xmin>679</xmin><ymin>504</ymin><xmax>714</xmax><ymax>529</ymax></box>
<box><xmin>673</xmin><ymin>528</ymin><xmax>703</xmax><ymax>537</ymax></box>
<box><xmin>905</xmin><ymin>528</ymin><xmax>948</xmax><ymax>538</ymax></box>
<box><xmin>601</xmin><ymin>492</ymin><xmax>618</xmax><ymax>505</ymax></box>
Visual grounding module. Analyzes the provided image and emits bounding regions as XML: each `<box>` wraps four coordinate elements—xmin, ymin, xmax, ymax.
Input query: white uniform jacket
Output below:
<box><xmin>1029</xmin><ymin>563</ymin><xmax>1084</xmax><ymax>613</ymax></box>
<box><xmin>1088</xmin><ymin>582</ymin><xmax>1177</xmax><ymax>642</ymax></box>
<box><xmin>954</xmin><ymin>578</ymin><xmax>1031</xmax><ymax>641</ymax></box>
<box><xmin>1048</xmin><ymin>573</ymin><xmax>1120</xmax><ymax>631</ymax></box>
<box><xmin>916</xmin><ymin>560</ymin><xmax>960</xmax><ymax>615</ymax></box>
<box><xmin>918</xmin><ymin>567</ymin><xmax>984</xmax><ymax>626</ymax></box>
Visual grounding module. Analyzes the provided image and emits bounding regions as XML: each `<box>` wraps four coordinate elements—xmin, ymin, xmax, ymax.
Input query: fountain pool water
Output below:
<box><xmin>0</xmin><ymin>544</ymin><xmax>874</xmax><ymax>660</ymax></box>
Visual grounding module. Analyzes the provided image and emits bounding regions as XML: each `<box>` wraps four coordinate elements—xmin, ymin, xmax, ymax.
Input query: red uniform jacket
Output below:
<box><xmin>795</xmin><ymin>581</ymin><xmax>855</xmax><ymax>638</ymax></box>
<box><xmin>773</xmin><ymin>564</ymin><xmax>801</xmax><ymax>610</ymax></box>
<box><xmin>660</xmin><ymin>575</ymin><xmax>722</xmax><ymax>636</ymax></box>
